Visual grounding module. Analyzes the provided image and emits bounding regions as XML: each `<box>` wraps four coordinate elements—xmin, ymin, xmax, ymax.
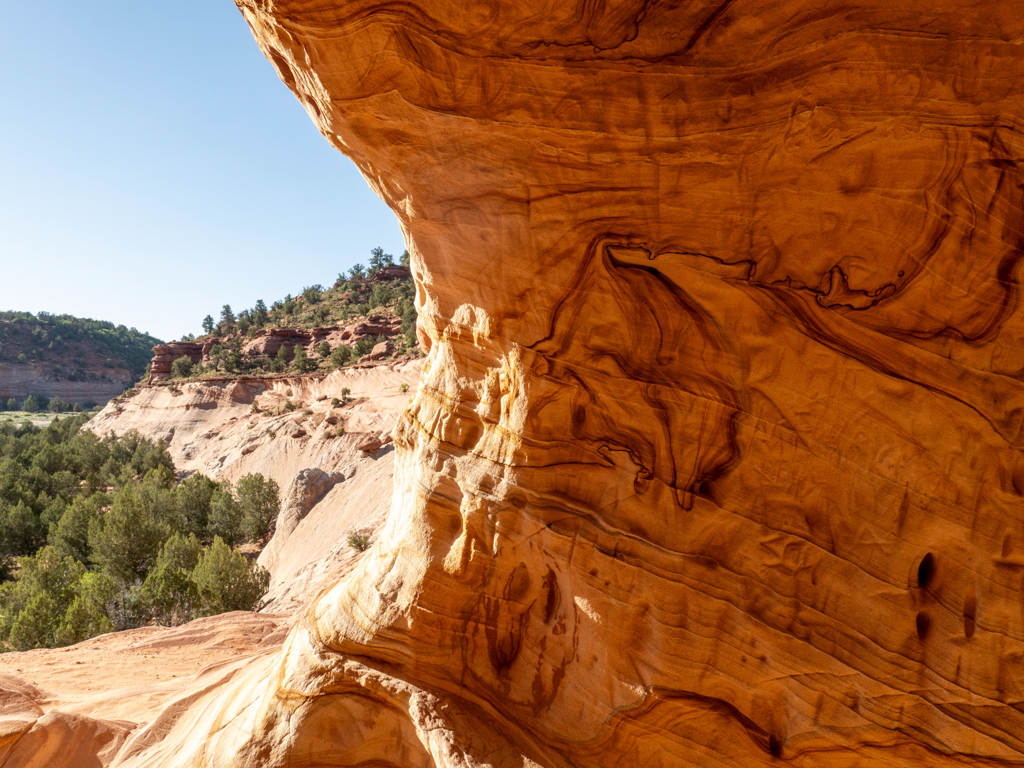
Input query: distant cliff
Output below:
<box><xmin>0</xmin><ymin>361</ymin><xmax>134</xmax><ymax>406</ymax></box>
<box><xmin>0</xmin><ymin>312</ymin><xmax>161</xmax><ymax>406</ymax></box>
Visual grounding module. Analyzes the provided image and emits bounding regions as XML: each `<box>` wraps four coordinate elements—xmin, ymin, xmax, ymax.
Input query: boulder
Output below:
<box><xmin>257</xmin><ymin>467</ymin><xmax>347</xmax><ymax>576</ymax></box>
<box><xmin>355</xmin><ymin>435</ymin><xmax>383</xmax><ymax>454</ymax></box>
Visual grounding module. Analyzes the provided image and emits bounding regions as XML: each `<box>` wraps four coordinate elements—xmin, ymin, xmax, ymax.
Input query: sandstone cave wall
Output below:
<box><xmin>18</xmin><ymin>2</ymin><xmax>1022</xmax><ymax>766</ymax></box>
<box><xmin>213</xmin><ymin>1</ymin><xmax>1024</xmax><ymax>765</ymax></box>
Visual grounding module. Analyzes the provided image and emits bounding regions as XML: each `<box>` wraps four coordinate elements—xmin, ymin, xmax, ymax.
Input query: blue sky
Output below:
<box><xmin>0</xmin><ymin>2</ymin><xmax>406</xmax><ymax>342</ymax></box>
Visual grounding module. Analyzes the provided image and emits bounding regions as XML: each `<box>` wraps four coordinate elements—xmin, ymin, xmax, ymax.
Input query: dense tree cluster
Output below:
<box><xmin>172</xmin><ymin>248</ymin><xmax>419</xmax><ymax>381</ymax></box>
<box><xmin>192</xmin><ymin>246</ymin><xmax>417</xmax><ymax>350</ymax></box>
<box><xmin>0</xmin><ymin>415</ymin><xmax>276</xmax><ymax>650</ymax></box>
<box><xmin>0</xmin><ymin>311</ymin><xmax>162</xmax><ymax>380</ymax></box>
<box><xmin>0</xmin><ymin>394</ymin><xmax>87</xmax><ymax>414</ymax></box>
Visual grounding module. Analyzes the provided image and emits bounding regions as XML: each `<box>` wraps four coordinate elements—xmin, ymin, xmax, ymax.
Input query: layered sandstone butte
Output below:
<box><xmin>149</xmin><ymin>314</ymin><xmax>404</xmax><ymax>382</ymax></box>
<box><xmin>8</xmin><ymin>1</ymin><xmax>1024</xmax><ymax>766</ymax></box>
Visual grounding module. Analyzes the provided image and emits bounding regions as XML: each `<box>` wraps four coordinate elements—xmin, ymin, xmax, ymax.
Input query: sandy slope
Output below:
<box><xmin>87</xmin><ymin>360</ymin><xmax>421</xmax><ymax>488</ymax></box>
<box><xmin>84</xmin><ymin>360</ymin><xmax>421</xmax><ymax>609</ymax></box>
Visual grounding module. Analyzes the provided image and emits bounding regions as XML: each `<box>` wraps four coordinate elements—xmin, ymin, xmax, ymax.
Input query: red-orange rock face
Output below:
<box><xmin>135</xmin><ymin>2</ymin><xmax>1024</xmax><ymax>765</ymax></box>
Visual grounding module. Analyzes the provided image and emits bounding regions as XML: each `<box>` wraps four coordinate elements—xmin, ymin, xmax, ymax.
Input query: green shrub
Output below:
<box><xmin>0</xmin><ymin>547</ymin><xmax>88</xmax><ymax>650</ymax></box>
<box><xmin>293</xmin><ymin>346</ymin><xmax>314</xmax><ymax>372</ymax></box>
<box><xmin>208</xmin><ymin>490</ymin><xmax>244</xmax><ymax>547</ymax></box>
<box><xmin>22</xmin><ymin>395</ymin><xmax>39</xmax><ymax>413</ymax></box>
<box><xmin>192</xmin><ymin>537</ymin><xmax>269</xmax><ymax>614</ymax></box>
<box><xmin>175</xmin><ymin>474</ymin><xmax>219</xmax><ymax>538</ymax></box>
<box><xmin>236</xmin><ymin>473</ymin><xmax>280</xmax><ymax>544</ymax></box>
<box><xmin>225</xmin><ymin>349</ymin><xmax>243</xmax><ymax>373</ymax></box>
<box><xmin>48</xmin><ymin>495</ymin><xmax>101</xmax><ymax>564</ymax></box>
<box><xmin>54</xmin><ymin>572</ymin><xmax>117</xmax><ymax>645</ymax></box>
<box><xmin>171</xmin><ymin>355</ymin><xmax>193</xmax><ymax>378</ymax></box>
<box><xmin>346</xmin><ymin>531</ymin><xmax>371</xmax><ymax>552</ymax></box>
<box><xmin>141</xmin><ymin>533</ymin><xmax>203</xmax><ymax>626</ymax></box>
<box><xmin>0</xmin><ymin>500</ymin><xmax>46</xmax><ymax>567</ymax></box>
<box><xmin>329</xmin><ymin>345</ymin><xmax>353</xmax><ymax>369</ymax></box>
<box><xmin>88</xmin><ymin>483</ymin><xmax>172</xmax><ymax>585</ymax></box>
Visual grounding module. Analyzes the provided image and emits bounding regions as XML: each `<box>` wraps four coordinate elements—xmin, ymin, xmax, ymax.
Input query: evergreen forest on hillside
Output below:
<box><xmin>0</xmin><ymin>311</ymin><xmax>163</xmax><ymax>380</ymax></box>
<box><xmin>0</xmin><ymin>414</ymin><xmax>274</xmax><ymax>650</ymax></box>
<box><xmin>193</xmin><ymin>246</ymin><xmax>413</xmax><ymax>337</ymax></box>
<box><xmin>167</xmin><ymin>247</ymin><xmax>419</xmax><ymax>380</ymax></box>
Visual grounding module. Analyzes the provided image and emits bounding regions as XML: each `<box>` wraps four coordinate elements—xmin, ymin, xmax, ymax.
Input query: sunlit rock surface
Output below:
<box><xmin>206</xmin><ymin>1</ymin><xmax>1024</xmax><ymax>764</ymax></box>
<box><xmin>7</xmin><ymin>0</ymin><xmax>1024</xmax><ymax>765</ymax></box>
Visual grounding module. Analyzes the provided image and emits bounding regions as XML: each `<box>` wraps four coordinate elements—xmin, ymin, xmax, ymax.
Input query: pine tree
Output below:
<box><xmin>253</xmin><ymin>299</ymin><xmax>268</xmax><ymax>326</ymax></box>
<box><xmin>368</xmin><ymin>247</ymin><xmax>394</xmax><ymax>276</ymax></box>
<box><xmin>192</xmin><ymin>537</ymin><xmax>268</xmax><ymax>614</ymax></box>
<box><xmin>219</xmin><ymin>305</ymin><xmax>236</xmax><ymax>333</ymax></box>
<box><xmin>236</xmin><ymin>474</ymin><xmax>280</xmax><ymax>543</ymax></box>
<box><xmin>293</xmin><ymin>346</ymin><xmax>313</xmax><ymax>372</ymax></box>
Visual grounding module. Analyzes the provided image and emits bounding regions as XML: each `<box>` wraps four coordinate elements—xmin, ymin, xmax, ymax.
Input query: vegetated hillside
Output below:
<box><xmin>0</xmin><ymin>311</ymin><xmax>163</xmax><ymax>407</ymax></box>
<box><xmin>156</xmin><ymin>247</ymin><xmax>418</xmax><ymax>382</ymax></box>
<box><xmin>0</xmin><ymin>312</ymin><xmax>161</xmax><ymax>379</ymax></box>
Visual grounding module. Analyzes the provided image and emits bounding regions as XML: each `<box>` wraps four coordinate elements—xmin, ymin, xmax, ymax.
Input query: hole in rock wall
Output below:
<box><xmin>916</xmin><ymin>552</ymin><xmax>935</xmax><ymax>589</ymax></box>
<box><xmin>916</xmin><ymin>611</ymin><xmax>931</xmax><ymax>640</ymax></box>
<box><xmin>963</xmin><ymin>588</ymin><xmax>977</xmax><ymax>639</ymax></box>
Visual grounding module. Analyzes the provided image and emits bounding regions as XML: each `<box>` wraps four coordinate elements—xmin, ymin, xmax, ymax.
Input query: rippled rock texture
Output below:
<box><xmin>96</xmin><ymin>1</ymin><xmax>1024</xmax><ymax>765</ymax></box>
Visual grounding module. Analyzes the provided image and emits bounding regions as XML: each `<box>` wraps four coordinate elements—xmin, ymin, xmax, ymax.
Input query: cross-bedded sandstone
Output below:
<box><xmin>5</xmin><ymin>2</ymin><xmax>1021</xmax><ymax>766</ymax></box>
<box><xmin>184</xmin><ymin>0</ymin><xmax>1024</xmax><ymax>765</ymax></box>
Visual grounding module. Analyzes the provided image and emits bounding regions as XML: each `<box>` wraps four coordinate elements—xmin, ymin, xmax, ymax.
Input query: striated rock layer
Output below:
<box><xmin>148</xmin><ymin>314</ymin><xmax>404</xmax><ymax>382</ymax></box>
<box><xmin>0</xmin><ymin>362</ymin><xmax>134</xmax><ymax>405</ymax></box>
<box><xmin>217</xmin><ymin>1</ymin><xmax>1024</xmax><ymax>764</ymax></box>
<box><xmin>8</xmin><ymin>1</ymin><xmax>1024</xmax><ymax>766</ymax></box>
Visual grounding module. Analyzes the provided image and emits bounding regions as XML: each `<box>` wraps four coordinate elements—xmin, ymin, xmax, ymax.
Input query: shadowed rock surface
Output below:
<box><xmin>5</xmin><ymin>0</ymin><xmax>1024</xmax><ymax>765</ymax></box>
